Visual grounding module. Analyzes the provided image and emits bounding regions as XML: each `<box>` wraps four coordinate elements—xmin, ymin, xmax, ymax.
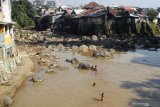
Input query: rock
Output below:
<box><xmin>46</xmin><ymin>69</ymin><xmax>56</xmax><ymax>73</ymax></box>
<box><xmin>72</xmin><ymin>45</ymin><xmax>79</xmax><ymax>51</ymax></box>
<box><xmin>66</xmin><ymin>57</ymin><xmax>79</xmax><ymax>64</ymax></box>
<box><xmin>57</xmin><ymin>44</ymin><xmax>64</xmax><ymax>50</ymax></box>
<box><xmin>100</xmin><ymin>35</ymin><xmax>107</xmax><ymax>41</ymax></box>
<box><xmin>89</xmin><ymin>45</ymin><xmax>97</xmax><ymax>51</ymax></box>
<box><xmin>32</xmin><ymin>74</ymin><xmax>44</xmax><ymax>82</ymax></box>
<box><xmin>109</xmin><ymin>49</ymin><xmax>116</xmax><ymax>54</ymax></box>
<box><xmin>93</xmin><ymin>50</ymin><xmax>111</xmax><ymax>57</ymax></box>
<box><xmin>3</xmin><ymin>95</ymin><xmax>13</xmax><ymax>106</ymax></box>
<box><xmin>148</xmin><ymin>48</ymin><xmax>158</xmax><ymax>51</ymax></box>
<box><xmin>38</xmin><ymin>59</ymin><xmax>46</xmax><ymax>66</ymax></box>
<box><xmin>81</xmin><ymin>36</ymin><xmax>90</xmax><ymax>41</ymax></box>
<box><xmin>79</xmin><ymin>45</ymin><xmax>89</xmax><ymax>52</ymax></box>
<box><xmin>78</xmin><ymin>63</ymin><xmax>91</xmax><ymax>70</ymax></box>
<box><xmin>91</xmin><ymin>35</ymin><xmax>98</xmax><ymax>41</ymax></box>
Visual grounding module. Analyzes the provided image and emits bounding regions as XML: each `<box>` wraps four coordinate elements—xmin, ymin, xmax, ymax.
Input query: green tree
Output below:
<box><xmin>147</xmin><ymin>8</ymin><xmax>158</xmax><ymax>22</ymax></box>
<box><xmin>12</xmin><ymin>0</ymin><xmax>37</xmax><ymax>28</ymax></box>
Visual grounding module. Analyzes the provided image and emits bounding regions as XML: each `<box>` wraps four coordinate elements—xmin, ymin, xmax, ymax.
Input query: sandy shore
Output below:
<box><xmin>0</xmin><ymin>52</ymin><xmax>33</xmax><ymax>107</ymax></box>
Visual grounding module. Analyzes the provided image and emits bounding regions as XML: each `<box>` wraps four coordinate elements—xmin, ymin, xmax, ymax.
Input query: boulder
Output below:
<box><xmin>72</xmin><ymin>45</ymin><xmax>79</xmax><ymax>51</ymax></box>
<box><xmin>66</xmin><ymin>57</ymin><xmax>79</xmax><ymax>64</ymax></box>
<box><xmin>81</xmin><ymin>36</ymin><xmax>90</xmax><ymax>41</ymax></box>
<box><xmin>78</xmin><ymin>63</ymin><xmax>91</xmax><ymax>70</ymax></box>
<box><xmin>46</xmin><ymin>69</ymin><xmax>56</xmax><ymax>73</ymax></box>
<box><xmin>109</xmin><ymin>49</ymin><xmax>116</xmax><ymax>54</ymax></box>
<box><xmin>91</xmin><ymin>35</ymin><xmax>98</xmax><ymax>41</ymax></box>
<box><xmin>3</xmin><ymin>95</ymin><xmax>13</xmax><ymax>106</ymax></box>
<box><xmin>32</xmin><ymin>74</ymin><xmax>44</xmax><ymax>82</ymax></box>
<box><xmin>57</xmin><ymin>44</ymin><xmax>64</xmax><ymax>50</ymax></box>
<box><xmin>79</xmin><ymin>45</ymin><xmax>89</xmax><ymax>52</ymax></box>
<box><xmin>89</xmin><ymin>45</ymin><xmax>97</xmax><ymax>51</ymax></box>
<box><xmin>93</xmin><ymin>50</ymin><xmax>111</xmax><ymax>57</ymax></box>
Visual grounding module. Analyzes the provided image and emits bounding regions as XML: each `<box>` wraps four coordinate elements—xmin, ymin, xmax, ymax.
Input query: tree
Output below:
<box><xmin>147</xmin><ymin>8</ymin><xmax>158</xmax><ymax>22</ymax></box>
<box><xmin>12</xmin><ymin>0</ymin><xmax>37</xmax><ymax>28</ymax></box>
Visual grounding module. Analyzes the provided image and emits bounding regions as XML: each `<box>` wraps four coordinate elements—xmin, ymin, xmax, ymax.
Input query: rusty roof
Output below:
<box><xmin>83</xmin><ymin>2</ymin><xmax>100</xmax><ymax>9</ymax></box>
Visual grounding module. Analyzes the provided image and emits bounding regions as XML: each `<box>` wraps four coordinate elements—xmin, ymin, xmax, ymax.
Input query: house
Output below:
<box><xmin>59</xmin><ymin>8</ymin><xmax>115</xmax><ymax>35</ymax></box>
<box><xmin>83</xmin><ymin>2</ymin><xmax>103</xmax><ymax>10</ymax></box>
<box><xmin>157</xmin><ymin>7</ymin><xmax>160</xmax><ymax>25</ymax></box>
<box><xmin>136</xmin><ymin>14</ymin><xmax>149</xmax><ymax>22</ymax></box>
<box><xmin>120</xmin><ymin>6</ymin><xmax>137</xmax><ymax>14</ymax></box>
<box><xmin>72</xmin><ymin>9</ymin><xmax>85</xmax><ymax>15</ymax></box>
<box><xmin>0</xmin><ymin>0</ymin><xmax>18</xmax><ymax>71</ymax></box>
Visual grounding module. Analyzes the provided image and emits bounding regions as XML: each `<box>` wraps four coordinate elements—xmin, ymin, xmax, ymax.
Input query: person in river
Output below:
<box><xmin>100</xmin><ymin>93</ymin><xmax>104</xmax><ymax>101</ymax></box>
<box><xmin>92</xmin><ymin>82</ymin><xmax>96</xmax><ymax>86</ymax></box>
<box><xmin>92</xmin><ymin>65</ymin><xmax>97</xmax><ymax>71</ymax></box>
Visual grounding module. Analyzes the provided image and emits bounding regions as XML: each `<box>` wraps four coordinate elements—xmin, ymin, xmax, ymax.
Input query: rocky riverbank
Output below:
<box><xmin>15</xmin><ymin>29</ymin><xmax>160</xmax><ymax>52</ymax></box>
<box><xmin>0</xmin><ymin>52</ymin><xmax>33</xmax><ymax>107</ymax></box>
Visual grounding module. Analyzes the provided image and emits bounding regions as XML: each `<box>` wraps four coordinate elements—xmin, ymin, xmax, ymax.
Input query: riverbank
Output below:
<box><xmin>0</xmin><ymin>52</ymin><xmax>33</xmax><ymax>107</ymax></box>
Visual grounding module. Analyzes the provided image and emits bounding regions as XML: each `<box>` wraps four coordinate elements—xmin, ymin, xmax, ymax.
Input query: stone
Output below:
<box><xmin>46</xmin><ymin>69</ymin><xmax>56</xmax><ymax>73</ymax></box>
<box><xmin>78</xmin><ymin>63</ymin><xmax>91</xmax><ymax>70</ymax></box>
<box><xmin>3</xmin><ymin>95</ymin><xmax>13</xmax><ymax>106</ymax></box>
<box><xmin>89</xmin><ymin>45</ymin><xmax>97</xmax><ymax>51</ymax></box>
<box><xmin>93</xmin><ymin>50</ymin><xmax>111</xmax><ymax>57</ymax></box>
<box><xmin>109</xmin><ymin>49</ymin><xmax>116</xmax><ymax>54</ymax></box>
<box><xmin>91</xmin><ymin>35</ymin><xmax>98</xmax><ymax>41</ymax></box>
<box><xmin>72</xmin><ymin>45</ymin><xmax>79</xmax><ymax>51</ymax></box>
<box><xmin>79</xmin><ymin>45</ymin><xmax>89</xmax><ymax>52</ymax></box>
<box><xmin>57</xmin><ymin>44</ymin><xmax>64</xmax><ymax>50</ymax></box>
<box><xmin>66</xmin><ymin>57</ymin><xmax>79</xmax><ymax>64</ymax></box>
<box><xmin>81</xmin><ymin>36</ymin><xmax>90</xmax><ymax>41</ymax></box>
<box><xmin>148</xmin><ymin>48</ymin><xmax>158</xmax><ymax>51</ymax></box>
<box><xmin>32</xmin><ymin>74</ymin><xmax>44</xmax><ymax>82</ymax></box>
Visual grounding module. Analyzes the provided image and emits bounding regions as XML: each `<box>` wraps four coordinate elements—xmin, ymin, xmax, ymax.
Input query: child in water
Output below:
<box><xmin>100</xmin><ymin>93</ymin><xmax>104</xmax><ymax>101</ymax></box>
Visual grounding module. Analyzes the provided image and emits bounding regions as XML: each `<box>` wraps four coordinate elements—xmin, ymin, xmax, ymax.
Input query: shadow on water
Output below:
<box><xmin>121</xmin><ymin>77</ymin><xmax>160</xmax><ymax>107</ymax></box>
<box><xmin>130</xmin><ymin>49</ymin><xmax>160</xmax><ymax>67</ymax></box>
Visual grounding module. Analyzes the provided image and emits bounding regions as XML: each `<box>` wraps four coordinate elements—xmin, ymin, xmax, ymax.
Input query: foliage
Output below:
<box><xmin>147</xmin><ymin>8</ymin><xmax>158</xmax><ymax>22</ymax></box>
<box><xmin>12</xmin><ymin>0</ymin><xmax>37</xmax><ymax>28</ymax></box>
<box><xmin>136</xmin><ymin>21</ymin><xmax>160</xmax><ymax>35</ymax></box>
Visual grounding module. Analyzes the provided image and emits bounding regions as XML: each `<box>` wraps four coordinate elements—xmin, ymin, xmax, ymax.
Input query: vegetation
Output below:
<box><xmin>12</xmin><ymin>0</ymin><xmax>37</xmax><ymax>28</ymax></box>
<box><xmin>147</xmin><ymin>8</ymin><xmax>158</xmax><ymax>22</ymax></box>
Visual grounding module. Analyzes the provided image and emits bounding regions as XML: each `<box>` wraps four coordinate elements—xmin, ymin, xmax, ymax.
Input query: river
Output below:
<box><xmin>11</xmin><ymin>49</ymin><xmax>160</xmax><ymax>107</ymax></box>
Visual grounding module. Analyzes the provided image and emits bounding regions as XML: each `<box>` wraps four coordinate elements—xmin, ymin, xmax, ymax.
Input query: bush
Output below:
<box><xmin>12</xmin><ymin>0</ymin><xmax>37</xmax><ymax>28</ymax></box>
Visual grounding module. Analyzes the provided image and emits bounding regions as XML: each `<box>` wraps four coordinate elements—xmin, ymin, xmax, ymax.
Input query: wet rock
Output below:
<box><xmin>93</xmin><ymin>50</ymin><xmax>111</xmax><ymax>57</ymax></box>
<box><xmin>109</xmin><ymin>49</ymin><xmax>116</xmax><ymax>55</ymax></box>
<box><xmin>3</xmin><ymin>95</ymin><xmax>13</xmax><ymax>106</ymax></box>
<box><xmin>91</xmin><ymin>35</ymin><xmax>98</xmax><ymax>41</ymax></box>
<box><xmin>46</xmin><ymin>69</ymin><xmax>56</xmax><ymax>73</ymax></box>
<box><xmin>79</xmin><ymin>45</ymin><xmax>89</xmax><ymax>52</ymax></box>
<box><xmin>32</xmin><ymin>74</ymin><xmax>44</xmax><ymax>82</ymax></box>
<box><xmin>66</xmin><ymin>57</ymin><xmax>79</xmax><ymax>64</ymax></box>
<box><xmin>78</xmin><ymin>63</ymin><xmax>91</xmax><ymax>70</ymax></box>
<box><xmin>89</xmin><ymin>45</ymin><xmax>97</xmax><ymax>51</ymax></box>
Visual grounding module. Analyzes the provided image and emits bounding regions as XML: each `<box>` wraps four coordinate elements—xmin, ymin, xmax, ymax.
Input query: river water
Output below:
<box><xmin>11</xmin><ymin>49</ymin><xmax>160</xmax><ymax>107</ymax></box>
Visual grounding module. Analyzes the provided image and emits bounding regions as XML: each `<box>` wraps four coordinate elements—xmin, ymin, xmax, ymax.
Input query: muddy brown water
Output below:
<box><xmin>11</xmin><ymin>49</ymin><xmax>160</xmax><ymax>107</ymax></box>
